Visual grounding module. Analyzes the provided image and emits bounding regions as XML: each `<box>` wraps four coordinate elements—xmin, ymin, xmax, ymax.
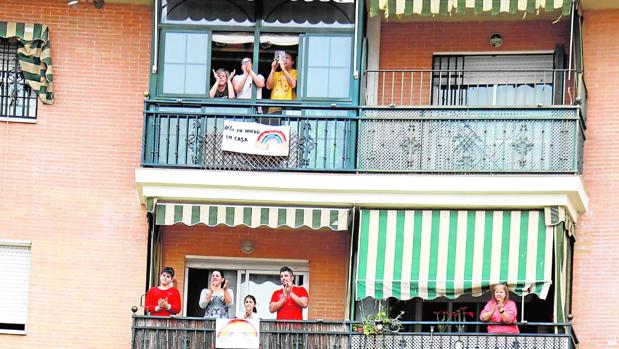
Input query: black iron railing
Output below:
<box><xmin>131</xmin><ymin>316</ymin><xmax>577</xmax><ymax>349</ymax></box>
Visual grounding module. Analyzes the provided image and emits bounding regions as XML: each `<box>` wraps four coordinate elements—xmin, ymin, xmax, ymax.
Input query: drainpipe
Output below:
<box><xmin>152</xmin><ymin>0</ymin><xmax>159</xmax><ymax>74</ymax></box>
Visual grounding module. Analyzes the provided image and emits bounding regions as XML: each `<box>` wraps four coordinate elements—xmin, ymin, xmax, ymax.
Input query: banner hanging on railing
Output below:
<box><xmin>222</xmin><ymin>120</ymin><xmax>290</xmax><ymax>156</ymax></box>
<box><xmin>215</xmin><ymin>318</ymin><xmax>260</xmax><ymax>349</ymax></box>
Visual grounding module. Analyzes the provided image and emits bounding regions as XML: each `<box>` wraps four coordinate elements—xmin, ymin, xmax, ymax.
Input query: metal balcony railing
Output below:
<box><xmin>357</xmin><ymin>108</ymin><xmax>584</xmax><ymax>173</ymax></box>
<box><xmin>362</xmin><ymin>69</ymin><xmax>584</xmax><ymax>108</ymax></box>
<box><xmin>142</xmin><ymin>100</ymin><xmax>358</xmax><ymax>171</ymax></box>
<box><xmin>131</xmin><ymin>317</ymin><xmax>577</xmax><ymax>349</ymax></box>
<box><xmin>142</xmin><ymin>100</ymin><xmax>584</xmax><ymax>174</ymax></box>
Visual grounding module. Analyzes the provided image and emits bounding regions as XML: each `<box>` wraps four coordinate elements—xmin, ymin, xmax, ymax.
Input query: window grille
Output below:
<box><xmin>0</xmin><ymin>39</ymin><xmax>38</xmax><ymax>120</ymax></box>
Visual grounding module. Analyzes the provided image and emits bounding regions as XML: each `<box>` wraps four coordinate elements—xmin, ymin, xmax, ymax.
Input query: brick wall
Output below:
<box><xmin>574</xmin><ymin>9</ymin><xmax>619</xmax><ymax>349</ymax></box>
<box><xmin>380</xmin><ymin>20</ymin><xmax>569</xmax><ymax>68</ymax></box>
<box><xmin>376</xmin><ymin>20</ymin><xmax>570</xmax><ymax>105</ymax></box>
<box><xmin>160</xmin><ymin>224</ymin><xmax>351</xmax><ymax>320</ymax></box>
<box><xmin>0</xmin><ymin>1</ymin><xmax>151</xmax><ymax>348</ymax></box>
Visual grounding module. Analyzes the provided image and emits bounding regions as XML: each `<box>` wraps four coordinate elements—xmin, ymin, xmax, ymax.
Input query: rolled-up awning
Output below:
<box><xmin>153</xmin><ymin>203</ymin><xmax>349</xmax><ymax>231</ymax></box>
<box><xmin>355</xmin><ymin>209</ymin><xmax>554</xmax><ymax>301</ymax></box>
<box><xmin>369</xmin><ymin>0</ymin><xmax>571</xmax><ymax>19</ymax></box>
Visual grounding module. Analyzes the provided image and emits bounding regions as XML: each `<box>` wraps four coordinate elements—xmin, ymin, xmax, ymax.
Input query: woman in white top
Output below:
<box><xmin>238</xmin><ymin>294</ymin><xmax>258</xmax><ymax>319</ymax></box>
<box><xmin>199</xmin><ymin>270</ymin><xmax>234</xmax><ymax>318</ymax></box>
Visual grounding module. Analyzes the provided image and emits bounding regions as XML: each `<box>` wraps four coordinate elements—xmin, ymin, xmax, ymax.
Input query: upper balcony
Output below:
<box><xmin>141</xmin><ymin>0</ymin><xmax>586</xmax><ymax>175</ymax></box>
<box><xmin>142</xmin><ymin>66</ymin><xmax>584</xmax><ymax>174</ymax></box>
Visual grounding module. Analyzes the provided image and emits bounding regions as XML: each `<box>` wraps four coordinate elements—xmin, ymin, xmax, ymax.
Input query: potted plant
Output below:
<box><xmin>357</xmin><ymin>301</ymin><xmax>404</xmax><ymax>335</ymax></box>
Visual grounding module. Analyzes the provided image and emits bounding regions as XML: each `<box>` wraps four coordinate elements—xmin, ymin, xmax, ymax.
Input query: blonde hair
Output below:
<box><xmin>491</xmin><ymin>284</ymin><xmax>510</xmax><ymax>302</ymax></box>
<box><xmin>215</xmin><ymin>68</ymin><xmax>229</xmax><ymax>78</ymax></box>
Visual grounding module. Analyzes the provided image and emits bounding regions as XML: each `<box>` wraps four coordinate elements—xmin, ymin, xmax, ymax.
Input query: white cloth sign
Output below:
<box><xmin>222</xmin><ymin>120</ymin><xmax>290</xmax><ymax>156</ymax></box>
<box><xmin>215</xmin><ymin>318</ymin><xmax>260</xmax><ymax>349</ymax></box>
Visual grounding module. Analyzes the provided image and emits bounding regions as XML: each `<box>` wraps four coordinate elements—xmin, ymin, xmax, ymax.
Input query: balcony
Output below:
<box><xmin>131</xmin><ymin>316</ymin><xmax>576</xmax><ymax>349</ymax></box>
<box><xmin>142</xmin><ymin>69</ymin><xmax>585</xmax><ymax>174</ymax></box>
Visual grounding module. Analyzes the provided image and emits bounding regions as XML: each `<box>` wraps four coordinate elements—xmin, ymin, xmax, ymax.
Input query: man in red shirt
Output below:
<box><xmin>269</xmin><ymin>266</ymin><xmax>309</xmax><ymax>320</ymax></box>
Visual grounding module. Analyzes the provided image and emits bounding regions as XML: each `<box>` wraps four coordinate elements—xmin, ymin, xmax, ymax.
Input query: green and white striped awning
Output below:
<box><xmin>154</xmin><ymin>203</ymin><xmax>349</xmax><ymax>231</ymax></box>
<box><xmin>355</xmin><ymin>209</ymin><xmax>554</xmax><ymax>301</ymax></box>
<box><xmin>0</xmin><ymin>22</ymin><xmax>54</xmax><ymax>104</ymax></box>
<box><xmin>369</xmin><ymin>0</ymin><xmax>572</xmax><ymax>19</ymax></box>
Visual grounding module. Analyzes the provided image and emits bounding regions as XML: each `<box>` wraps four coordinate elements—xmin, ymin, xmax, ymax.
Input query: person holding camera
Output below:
<box><xmin>266</xmin><ymin>51</ymin><xmax>297</xmax><ymax>114</ymax></box>
<box><xmin>269</xmin><ymin>266</ymin><xmax>308</xmax><ymax>320</ymax></box>
<box><xmin>199</xmin><ymin>269</ymin><xmax>234</xmax><ymax>318</ymax></box>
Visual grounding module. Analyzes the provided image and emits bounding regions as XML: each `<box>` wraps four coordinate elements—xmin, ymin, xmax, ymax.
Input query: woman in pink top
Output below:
<box><xmin>480</xmin><ymin>284</ymin><xmax>520</xmax><ymax>334</ymax></box>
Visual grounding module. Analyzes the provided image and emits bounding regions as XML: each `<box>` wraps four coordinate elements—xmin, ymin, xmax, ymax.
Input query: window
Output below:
<box><xmin>432</xmin><ymin>54</ymin><xmax>555</xmax><ymax>107</ymax></box>
<box><xmin>0</xmin><ymin>241</ymin><xmax>31</xmax><ymax>333</ymax></box>
<box><xmin>155</xmin><ymin>0</ymin><xmax>356</xmax><ymax>103</ymax></box>
<box><xmin>184</xmin><ymin>257</ymin><xmax>309</xmax><ymax>319</ymax></box>
<box><xmin>161</xmin><ymin>31</ymin><xmax>210</xmax><ymax>96</ymax></box>
<box><xmin>303</xmin><ymin>35</ymin><xmax>352</xmax><ymax>99</ymax></box>
<box><xmin>0</xmin><ymin>38</ymin><xmax>37</xmax><ymax>120</ymax></box>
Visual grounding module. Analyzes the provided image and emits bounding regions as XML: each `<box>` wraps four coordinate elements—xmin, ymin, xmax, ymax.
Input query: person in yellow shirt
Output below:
<box><xmin>266</xmin><ymin>52</ymin><xmax>297</xmax><ymax>114</ymax></box>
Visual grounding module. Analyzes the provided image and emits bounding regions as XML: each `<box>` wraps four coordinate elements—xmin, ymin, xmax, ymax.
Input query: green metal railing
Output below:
<box><xmin>358</xmin><ymin>107</ymin><xmax>584</xmax><ymax>173</ymax></box>
<box><xmin>142</xmin><ymin>100</ymin><xmax>358</xmax><ymax>171</ymax></box>
<box><xmin>141</xmin><ymin>100</ymin><xmax>584</xmax><ymax>174</ymax></box>
<box><xmin>131</xmin><ymin>316</ymin><xmax>577</xmax><ymax>349</ymax></box>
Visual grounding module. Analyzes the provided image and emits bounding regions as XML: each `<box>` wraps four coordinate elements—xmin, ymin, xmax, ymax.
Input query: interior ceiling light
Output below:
<box><xmin>67</xmin><ymin>0</ymin><xmax>79</xmax><ymax>5</ymax></box>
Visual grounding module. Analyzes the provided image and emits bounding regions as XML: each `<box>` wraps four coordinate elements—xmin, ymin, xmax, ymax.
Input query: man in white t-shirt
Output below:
<box><xmin>233</xmin><ymin>57</ymin><xmax>265</xmax><ymax>99</ymax></box>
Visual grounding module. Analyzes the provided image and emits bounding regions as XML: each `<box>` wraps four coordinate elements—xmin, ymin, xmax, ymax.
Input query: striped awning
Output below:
<box><xmin>0</xmin><ymin>22</ymin><xmax>54</xmax><ymax>104</ymax></box>
<box><xmin>369</xmin><ymin>0</ymin><xmax>572</xmax><ymax>19</ymax></box>
<box><xmin>154</xmin><ymin>203</ymin><xmax>349</xmax><ymax>231</ymax></box>
<box><xmin>355</xmin><ymin>209</ymin><xmax>554</xmax><ymax>301</ymax></box>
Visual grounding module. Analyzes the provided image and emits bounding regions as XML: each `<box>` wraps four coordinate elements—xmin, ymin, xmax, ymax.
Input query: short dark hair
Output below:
<box><xmin>161</xmin><ymin>266</ymin><xmax>175</xmax><ymax>278</ymax></box>
<box><xmin>280</xmin><ymin>266</ymin><xmax>294</xmax><ymax>276</ymax></box>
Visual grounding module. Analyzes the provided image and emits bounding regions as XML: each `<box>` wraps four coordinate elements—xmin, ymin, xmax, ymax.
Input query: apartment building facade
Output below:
<box><xmin>0</xmin><ymin>0</ymin><xmax>617</xmax><ymax>348</ymax></box>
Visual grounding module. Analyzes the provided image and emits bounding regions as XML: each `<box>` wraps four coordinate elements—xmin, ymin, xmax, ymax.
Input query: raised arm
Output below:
<box><xmin>266</xmin><ymin>60</ymin><xmax>278</xmax><ymax>90</ymax></box>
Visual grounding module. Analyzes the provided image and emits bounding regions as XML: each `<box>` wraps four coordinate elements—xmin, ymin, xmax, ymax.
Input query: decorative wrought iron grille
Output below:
<box><xmin>358</xmin><ymin>108</ymin><xmax>583</xmax><ymax>174</ymax></box>
<box><xmin>0</xmin><ymin>38</ymin><xmax>37</xmax><ymax>120</ymax></box>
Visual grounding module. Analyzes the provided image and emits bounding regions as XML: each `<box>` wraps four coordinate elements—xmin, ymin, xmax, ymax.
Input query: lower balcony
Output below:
<box><xmin>131</xmin><ymin>317</ymin><xmax>576</xmax><ymax>349</ymax></box>
<box><xmin>142</xmin><ymin>101</ymin><xmax>584</xmax><ymax>174</ymax></box>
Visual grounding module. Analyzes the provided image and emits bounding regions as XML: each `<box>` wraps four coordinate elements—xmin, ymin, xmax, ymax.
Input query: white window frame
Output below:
<box><xmin>184</xmin><ymin>256</ymin><xmax>309</xmax><ymax>319</ymax></box>
<box><xmin>0</xmin><ymin>239</ymin><xmax>32</xmax><ymax>335</ymax></box>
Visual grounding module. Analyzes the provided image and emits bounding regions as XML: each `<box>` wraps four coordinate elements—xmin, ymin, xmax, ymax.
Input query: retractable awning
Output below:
<box><xmin>153</xmin><ymin>202</ymin><xmax>350</xmax><ymax>231</ymax></box>
<box><xmin>355</xmin><ymin>209</ymin><xmax>554</xmax><ymax>301</ymax></box>
<box><xmin>369</xmin><ymin>0</ymin><xmax>572</xmax><ymax>19</ymax></box>
<box><xmin>0</xmin><ymin>22</ymin><xmax>54</xmax><ymax>104</ymax></box>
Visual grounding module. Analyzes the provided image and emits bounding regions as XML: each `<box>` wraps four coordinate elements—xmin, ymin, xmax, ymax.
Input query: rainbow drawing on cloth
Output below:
<box><xmin>257</xmin><ymin>130</ymin><xmax>287</xmax><ymax>144</ymax></box>
<box><xmin>255</xmin><ymin>129</ymin><xmax>288</xmax><ymax>152</ymax></box>
<box><xmin>217</xmin><ymin>319</ymin><xmax>259</xmax><ymax>339</ymax></box>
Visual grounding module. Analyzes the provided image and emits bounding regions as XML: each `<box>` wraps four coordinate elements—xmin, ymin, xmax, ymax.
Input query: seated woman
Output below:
<box><xmin>199</xmin><ymin>270</ymin><xmax>234</xmax><ymax>318</ymax></box>
<box><xmin>210</xmin><ymin>68</ymin><xmax>236</xmax><ymax>99</ymax></box>
<box><xmin>237</xmin><ymin>295</ymin><xmax>258</xmax><ymax>319</ymax></box>
<box><xmin>480</xmin><ymin>284</ymin><xmax>520</xmax><ymax>334</ymax></box>
<box><xmin>144</xmin><ymin>266</ymin><xmax>181</xmax><ymax>317</ymax></box>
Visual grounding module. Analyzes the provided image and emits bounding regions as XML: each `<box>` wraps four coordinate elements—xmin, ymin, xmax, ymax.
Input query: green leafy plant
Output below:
<box><xmin>357</xmin><ymin>301</ymin><xmax>404</xmax><ymax>335</ymax></box>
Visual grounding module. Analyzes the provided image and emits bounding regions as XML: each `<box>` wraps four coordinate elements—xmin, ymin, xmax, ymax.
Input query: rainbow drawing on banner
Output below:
<box><xmin>217</xmin><ymin>319</ymin><xmax>259</xmax><ymax>339</ymax></box>
<box><xmin>255</xmin><ymin>130</ymin><xmax>288</xmax><ymax>151</ymax></box>
<box><xmin>257</xmin><ymin>130</ymin><xmax>287</xmax><ymax>144</ymax></box>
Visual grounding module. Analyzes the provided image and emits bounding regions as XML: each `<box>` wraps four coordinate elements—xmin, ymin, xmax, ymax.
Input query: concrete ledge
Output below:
<box><xmin>135</xmin><ymin>168</ymin><xmax>588</xmax><ymax>220</ymax></box>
